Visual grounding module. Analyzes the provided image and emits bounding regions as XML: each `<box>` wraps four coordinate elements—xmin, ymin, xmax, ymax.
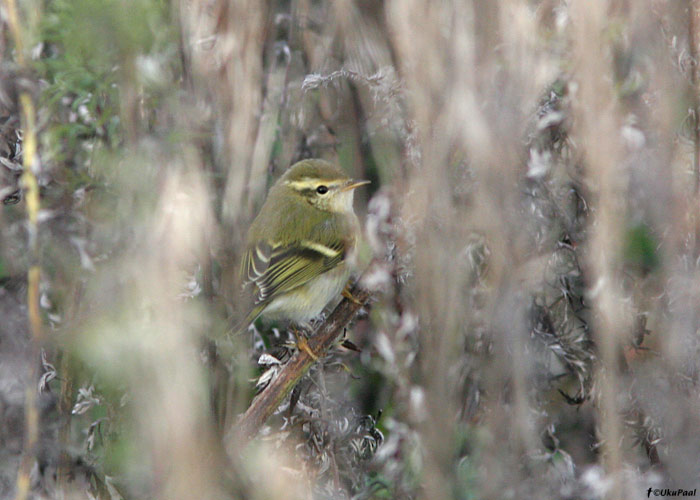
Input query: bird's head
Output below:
<box><xmin>279</xmin><ymin>159</ymin><xmax>370</xmax><ymax>214</ymax></box>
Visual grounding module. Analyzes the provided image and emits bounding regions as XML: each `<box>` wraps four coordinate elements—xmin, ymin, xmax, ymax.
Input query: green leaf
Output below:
<box><xmin>623</xmin><ymin>223</ymin><xmax>660</xmax><ymax>273</ymax></box>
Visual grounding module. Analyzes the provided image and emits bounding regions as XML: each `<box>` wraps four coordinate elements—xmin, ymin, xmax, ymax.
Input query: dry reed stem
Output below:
<box><xmin>571</xmin><ymin>0</ymin><xmax>626</xmax><ymax>496</ymax></box>
<box><xmin>386</xmin><ymin>1</ymin><xmax>483</xmax><ymax>497</ymax></box>
<box><xmin>690</xmin><ymin>0</ymin><xmax>700</xmax><ymax>195</ymax></box>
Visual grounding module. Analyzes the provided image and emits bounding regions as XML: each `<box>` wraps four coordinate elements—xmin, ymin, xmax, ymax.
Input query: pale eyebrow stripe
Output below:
<box><xmin>285</xmin><ymin>177</ymin><xmax>343</xmax><ymax>191</ymax></box>
<box><xmin>300</xmin><ymin>240</ymin><xmax>341</xmax><ymax>258</ymax></box>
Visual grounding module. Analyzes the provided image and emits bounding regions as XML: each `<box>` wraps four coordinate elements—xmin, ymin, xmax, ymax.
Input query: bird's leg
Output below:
<box><xmin>290</xmin><ymin>325</ymin><xmax>318</xmax><ymax>361</ymax></box>
<box><xmin>342</xmin><ymin>284</ymin><xmax>363</xmax><ymax>306</ymax></box>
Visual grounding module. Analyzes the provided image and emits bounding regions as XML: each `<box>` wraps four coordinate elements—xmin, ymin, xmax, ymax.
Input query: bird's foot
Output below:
<box><xmin>342</xmin><ymin>285</ymin><xmax>363</xmax><ymax>306</ymax></box>
<box><xmin>291</xmin><ymin>328</ymin><xmax>318</xmax><ymax>361</ymax></box>
<box><xmin>296</xmin><ymin>335</ymin><xmax>318</xmax><ymax>361</ymax></box>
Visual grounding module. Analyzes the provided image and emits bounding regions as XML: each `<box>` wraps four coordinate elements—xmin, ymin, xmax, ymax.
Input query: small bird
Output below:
<box><xmin>239</xmin><ymin>159</ymin><xmax>369</xmax><ymax>355</ymax></box>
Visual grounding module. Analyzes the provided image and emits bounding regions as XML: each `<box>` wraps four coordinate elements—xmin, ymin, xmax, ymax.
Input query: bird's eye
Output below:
<box><xmin>316</xmin><ymin>185</ymin><xmax>329</xmax><ymax>195</ymax></box>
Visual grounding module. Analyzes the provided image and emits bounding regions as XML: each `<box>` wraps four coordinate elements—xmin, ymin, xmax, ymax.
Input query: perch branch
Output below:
<box><xmin>228</xmin><ymin>284</ymin><xmax>372</xmax><ymax>445</ymax></box>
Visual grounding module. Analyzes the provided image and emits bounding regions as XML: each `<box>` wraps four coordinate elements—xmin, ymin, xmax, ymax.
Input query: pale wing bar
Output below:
<box><xmin>244</xmin><ymin>239</ymin><xmax>346</xmax><ymax>304</ymax></box>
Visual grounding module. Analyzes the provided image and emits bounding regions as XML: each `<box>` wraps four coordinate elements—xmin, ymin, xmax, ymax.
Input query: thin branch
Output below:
<box><xmin>227</xmin><ymin>284</ymin><xmax>372</xmax><ymax>445</ymax></box>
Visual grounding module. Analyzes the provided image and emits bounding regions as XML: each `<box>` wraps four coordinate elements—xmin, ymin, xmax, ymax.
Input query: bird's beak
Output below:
<box><xmin>341</xmin><ymin>179</ymin><xmax>371</xmax><ymax>192</ymax></box>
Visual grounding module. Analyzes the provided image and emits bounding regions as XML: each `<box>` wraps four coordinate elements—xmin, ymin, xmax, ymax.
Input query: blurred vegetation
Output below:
<box><xmin>2</xmin><ymin>1</ymin><xmax>700</xmax><ymax>499</ymax></box>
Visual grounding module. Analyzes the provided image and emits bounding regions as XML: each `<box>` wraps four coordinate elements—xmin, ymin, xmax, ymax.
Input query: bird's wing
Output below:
<box><xmin>241</xmin><ymin>238</ymin><xmax>347</xmax><ymax>305</ymax></box>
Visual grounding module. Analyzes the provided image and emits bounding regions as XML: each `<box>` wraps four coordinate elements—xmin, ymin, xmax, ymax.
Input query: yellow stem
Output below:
<box><xmin>4</xmin><ymin>0</ymin><xmax>25</xmax><ymax>66</ymax></box>
<box><xmin>19</xmin><ymin>94</ymin><xmax>39</xmax><ymax>228</ymax></box>
<box><xmin>4</xmin><ymin>0</ymin><xmax>43</xmax><ymax>499</ymax></box>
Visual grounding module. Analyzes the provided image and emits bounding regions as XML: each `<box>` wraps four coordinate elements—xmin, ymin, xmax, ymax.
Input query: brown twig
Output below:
<box><xmin>228</xmin><ymin>284</ymin><xmax>371</xmax><ymax>445</ymax></box>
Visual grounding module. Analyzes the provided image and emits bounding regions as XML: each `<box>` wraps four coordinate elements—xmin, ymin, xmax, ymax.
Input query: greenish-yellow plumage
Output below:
<box><xmin>239</xmin><ymin>159</ymin><xmax>369</xmax><ymax>331</ymax></box>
